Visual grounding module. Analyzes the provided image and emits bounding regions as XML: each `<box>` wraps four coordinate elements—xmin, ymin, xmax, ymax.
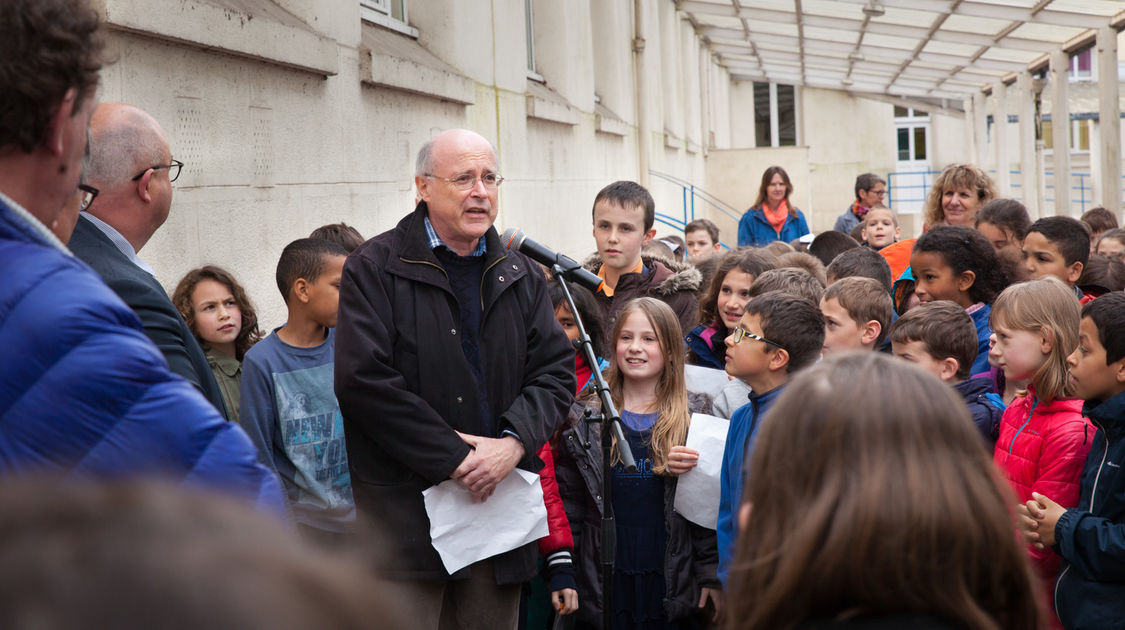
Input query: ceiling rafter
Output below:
<box><xmin>680</xmin><ymin>0</ymin><xmax>1125</xmax><ymax>106</ymax></box>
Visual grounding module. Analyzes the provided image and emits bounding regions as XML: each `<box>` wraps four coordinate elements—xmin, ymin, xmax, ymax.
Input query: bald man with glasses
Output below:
<box><xmin>69</xmin><ymin>102</ymin><xmax>228</xmax><ymax>419</ymax></box>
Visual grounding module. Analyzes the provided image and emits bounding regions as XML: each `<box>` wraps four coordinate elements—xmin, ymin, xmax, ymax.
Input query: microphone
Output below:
<box><xmin>501</xmin><ymin>227</ymin><xmax>604</xmax><ymax>293</ymax></box>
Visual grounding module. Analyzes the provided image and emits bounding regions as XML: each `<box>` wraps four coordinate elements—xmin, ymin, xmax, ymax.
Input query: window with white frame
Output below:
<box><xmin>1042</xmin><ymin>118</ymin><xmax>1091</xmax><ymax>153</ymax></box>
<box><xmin>1068</xmin><ymin>48</ymin><xmax>1094</xmax><ymax>81</ymax></box>
<box><xmin>753</xmin><ymin>82</ymin><xmax>797</xmax><ymax>147</ymax></box>
<box><xmin>360</xmin><ymin>0</ymin><xmax>415</xmax><ymax>37</ymax></box>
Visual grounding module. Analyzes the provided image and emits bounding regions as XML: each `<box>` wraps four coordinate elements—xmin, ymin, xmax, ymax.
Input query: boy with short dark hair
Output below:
<box><xmin>309</xmin><ymin>222</ymin><xmax>365</xmax><ymax>254</ymax></box>
<box><xmin>240</xmin><ymin>238</ymin><xmax>354</xmax><ymax>542</ymax></box>
<box><xmin>826</xmin><ymin>246</ymin><xmax>893</xmax><ymax>293</ymax></box>
<box><xmin>1018</xmin><ymin>292</ymin><xmax>1125</xmax><ymax>630</ymax></box>
<box><xmin>684</xmin><ymin>218</ymin><xmax>721</xmax><ymax>262</ymax></box>
<box><xmin>889</xmin><ymin>301</ymin><xmax>1002</xmax><ymax>445</ymax></box>
<box><xmin>820</xmin><ymin>277</ymin><xmax>892</xmax><ymax>355</ymax></box>
<box><xmin>717</xmin><ymin>292</ymin><xmax>824</xmax><ymax>585</ymax></box>
<box><xmin>1080</xmin><ymin>206</ymin><xmax>1118</xmax><ymax>251</ymax></box>
<box><xmin>583</xmin><ymin>180</ymin><xmax>701</xmax><ymax>334</ymax></box>
<box><xmin>1023</xmin><ymin>216</ymin><xmax>1096</xmax><ymax>303</ymax></box>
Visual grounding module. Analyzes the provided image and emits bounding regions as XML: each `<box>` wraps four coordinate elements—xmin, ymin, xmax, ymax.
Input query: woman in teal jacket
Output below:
<box><xmin>737</xmin><ymin>166</ymin><xmax>810</xmax><ymax>247</ymax></box>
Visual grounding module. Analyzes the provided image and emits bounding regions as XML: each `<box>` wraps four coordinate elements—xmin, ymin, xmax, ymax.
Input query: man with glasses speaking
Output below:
<box><xmin>335</xmin><ymin>129</ymin><xmax>574</xmax><ymax>628</ymax></box>
<box><xmin>69</xmin><ymin>102</ymin><xmax>228</xmax><ymax>419</ymax></box>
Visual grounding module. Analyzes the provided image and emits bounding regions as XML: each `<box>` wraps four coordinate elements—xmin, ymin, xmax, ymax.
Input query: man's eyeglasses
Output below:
<box><xmin>78</xmin><ymin>184</ymin><xmax>99</xmax><ymax>211</ymax></box>
<box><xmin>131</xmin><ymin>159</ymin><xmax>184</xmax><ymax>183</ymax></box>
<box><xmin>730</xmin><ymin>326</ymin><xmax>785</xmax><ymax>350</ymax></box>
<box><xmin>424</xmin><ymin>172</ymin><xmax>504</xmax><ymax>191</ymax></box>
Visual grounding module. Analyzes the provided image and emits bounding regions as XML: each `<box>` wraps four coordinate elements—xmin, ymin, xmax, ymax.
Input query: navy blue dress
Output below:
<box><xmin>610</xmin><ymin>410</ymin><xmax>681</xmax><ymax>630</ymax></box>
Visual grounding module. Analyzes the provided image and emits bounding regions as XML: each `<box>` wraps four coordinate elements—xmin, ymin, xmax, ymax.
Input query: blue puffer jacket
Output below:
<box><xmin>1052</xmin><ymin>389</ymin><xmax>1125</xmax><ymax>630</ymax></box>
<box><xmin>0</xmin><ymin>194</ymin><xmax>284</xmax><ymax>513</ymax></box>
<box><xmin>737</xmin><ymin>205</ymin><xmax>810</xmax><ymax>247</ymax></box>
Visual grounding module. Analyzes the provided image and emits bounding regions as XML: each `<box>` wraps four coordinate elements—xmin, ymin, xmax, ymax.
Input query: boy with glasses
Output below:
<box><xmin>716</xmin><ymin>291</ymin><xmax>825</xmax><ymax>585</ymax></box>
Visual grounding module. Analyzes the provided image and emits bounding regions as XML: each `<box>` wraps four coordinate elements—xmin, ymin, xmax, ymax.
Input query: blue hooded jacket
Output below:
<box><xmin>717</xmin><ymin>384</ymin><xmax>784</xmax><ymax>585</ymax></box>
<box><xmin>0</xmin><ymin>194</ymin><xmax>284</xmax><ymax>513</ymax></box>
<box><xmin>1052</xmin><ymin>389</ymin><xmax>1125</xmax><ymax>630</ymax></box>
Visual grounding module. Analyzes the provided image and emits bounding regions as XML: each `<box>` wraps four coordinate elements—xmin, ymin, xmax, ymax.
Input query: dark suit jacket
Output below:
<box><xmin>69</xmin><ymin>215</ymin><xmax>229</xmax><ymax>419</ymax></box>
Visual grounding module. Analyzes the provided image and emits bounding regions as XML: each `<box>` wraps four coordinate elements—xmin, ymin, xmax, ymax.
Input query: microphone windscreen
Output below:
<box><xmin>500</xmin><ymin>226</ymin><xmax>521</xmax><ymax>250</ymax></box>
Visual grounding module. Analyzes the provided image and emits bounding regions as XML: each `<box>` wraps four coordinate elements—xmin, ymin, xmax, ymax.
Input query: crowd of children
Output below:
<box><xmin>163</xmin><ymin>170</ymin><xmax>1124</xmax><ymax>630</ymax></box>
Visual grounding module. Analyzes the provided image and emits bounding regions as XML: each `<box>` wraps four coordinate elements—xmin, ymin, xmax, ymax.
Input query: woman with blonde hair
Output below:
<box><xmin>723</xmin><ymin>352</ymin><xmax>1044</xmax><ymax>630</ymax></box>
<box><xmin>923</xmin><ymin>163</ymin><xmax>996</xmax><ymax>229</ymax></box>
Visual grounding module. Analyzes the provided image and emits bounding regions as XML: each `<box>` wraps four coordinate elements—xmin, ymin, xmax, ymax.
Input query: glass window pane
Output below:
<box><xmin>897</xmin><ymin>128</ymin><xmax>910</xmax><ymax>161</ymax></box>
<box><xmin>1042</xmin><ymin>120</ymin><xmax>1053</xmax><ymax>150</ymax></box>
<box><xmin>1077</xmin><ymin>120</ymin><xmax>1090</xmax><ymax>151</ymax></box>
<box><xmin>754</xmin><ymin>82</ymin><xmax>771</xmax><ymax>147</ymax></box>
<box><xmin>525</xmin><ymin>0</ymin><xmax>535</xmax><ymax>73</ymax></box>
<box><xmin>915</xmin><ymin>110</ymin><xmax>929</xmax><ymax>118</ymax></box>
<box><xmin>391</xmin><ymin>0</ymin><xmax>405</xmax><ymax>20</ymax></box>
<box><xmin>777</xmin><ymin>84</ymin><xmax>796</xmax><ymax>146</ymax></box>
<box><xmin>894</xmin><ymin>105</ymin><xmax>908</xmax><ymax>117</ymax></box>
<box><xmin>913</xmin><ymin>127</ymin><xmax>927</xmax><ymax>160</ymax></box>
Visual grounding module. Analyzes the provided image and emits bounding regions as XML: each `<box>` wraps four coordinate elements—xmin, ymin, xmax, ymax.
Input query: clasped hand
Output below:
<box><xmin>1015</xmin><ymin>491</ymin><xmax>1065</xmax><ymax>549</ymax></box>
<box><xmin>451</xmin><ymin>431</ymin><xmax>525</xmax><ymax>502</ymax></box>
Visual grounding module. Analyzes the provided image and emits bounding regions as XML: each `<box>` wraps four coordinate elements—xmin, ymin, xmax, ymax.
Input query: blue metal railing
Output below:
<box><xmin>888</xmin><ymin>168</ymin><xmax>1105</xmax><ymax>214</ymax></box>
<box><xmin>647</xmin><ymin>170</ymin><xmax>741</xmax><ymax>248</ymax></box>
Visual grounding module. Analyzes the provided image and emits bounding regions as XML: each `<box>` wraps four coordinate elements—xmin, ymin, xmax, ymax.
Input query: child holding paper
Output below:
<box><xmin>557</xmin><ymin>298</ymin><xmax>719</xmax><ymax>628</ymax></box>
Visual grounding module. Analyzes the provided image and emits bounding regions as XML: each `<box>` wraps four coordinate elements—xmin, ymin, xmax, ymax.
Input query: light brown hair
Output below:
<box><xmin>822</xmin><ymin>277</ymin><xmax>893</xmax><ymax>346</ymax></box>
<box><xmin>752</xmin><ymin>166</ymin><xmax>795</xmax><ymax>216</ymax></box>
<box><xmin>990</xmin><ymin>278</ymin><xmax>1081</xmax><ymax>403</ymax></box>
<box><xmin>923</xmin><ymin>164</ymin><xmax>996</xmax><ymax>228</ymax></box>
<box><xmin>723</xmin><ymin>353</ymin><xmax>1044</xmax><ymax>630</ymax></box>
<box><xmin>172</xmin><ymin>266</ymin><xmax>264</xmax><ymax>361</ymax></box>
<box><xmin>606</xmin><ymin>298</ymin><xmax>690</xmax><ymax>475</ymax></box>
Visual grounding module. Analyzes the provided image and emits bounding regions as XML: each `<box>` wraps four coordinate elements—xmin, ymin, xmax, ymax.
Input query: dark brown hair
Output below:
<box><xmin>593</xmin><ymin>180</ymin><xmax>655</xmax><ymax>231</ymax></box>
<box><xmin>826</xmin><ymin>247</ymin><xmax>893</xmax><ymax>293</ymax></box>
<box><xmin>1077</xmin><ymin>254</ymin><xmax>1125</xmax><ymax>294</ymax></box>
<box><xmin>172</xmin><ymin>266</ymin><xmax>264</xmax><ymax>361</ymax></box>
<box><xmin>808</xmin><ymin>231</ymin><xmax>860</xmax><ymax>267</ymax></box>
<box><xmin>1027</xmin><ymin>216</ymin><xmax>1091</xmax><ymax>269</ymax></box>
<box><xmin>723</xmin><ymin>353</ymin><xmax>1044</xmax><ymax>630</ymax></box>
<box><xmin>823</xmin><ymin>277</ymin><xmax>893</xmax><ymax>346</ymax></box>
<box><xmin>743</xmin><ymin>292</ymin><xmax>824</xmax><ymax>373</ymax></box>
<box><xmin>0</xmin><ymin>478</ymin><xmax>406</xmax><ymax>630</ymax></box>
<box><xmin>752</xmin><ymin>166</ymin><xmax>795</xmax><ymax>215</ymax></box>
<box><xmin>698</xmin><ymin>248</ymin><xmax>778</xmax><ymax>330</ymax></box>
<box><xmin>775</xmin><ymin>251</ymin><xmax>827</xmax><ymax>287</ymax></box>
<box><xmin>976</xmin><ymin>198</ymin><xmax>1032</xmax><ymax>243</ymax></box>
<box><xmin>309</xmin><ymin>223</ymin><xmax>365</xmax><ymax>254</ymax></box>
<box><xmin>889</xmin><ymin>300</ymin><xmax>979</xmax><ymax>380</ymax></box>
<box><xmin>0</xmin><ymin>0</ymin><xmax>104</xmax><ymax>152</ymax></box>
<box><xmin>684</xmin><ymin>218</ymin><xmax>720</xmax><ymax>244</ymax></box>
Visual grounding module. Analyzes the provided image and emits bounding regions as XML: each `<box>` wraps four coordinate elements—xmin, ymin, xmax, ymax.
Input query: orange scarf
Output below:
<box><xmin>762</xmin><ymin>199</ymin><xmax>789</xmax><ymax>236</ymax></box>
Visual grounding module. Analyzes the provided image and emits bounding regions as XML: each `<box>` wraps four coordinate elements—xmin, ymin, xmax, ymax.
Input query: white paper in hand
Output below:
<box><xmin>423</xmin><ymin>468</ymin><xmax>549</xmax><ymax>574</ymax></box>
<box><xmin>673</xmin><ymin>413</ymin><xmax>729</xmax><ymax>529</ymax></box>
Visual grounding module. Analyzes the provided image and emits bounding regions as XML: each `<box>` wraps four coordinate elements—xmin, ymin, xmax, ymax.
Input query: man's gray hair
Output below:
<box><xmin>415</xmin><ymin>139</ymin><xmax>434</xmax><ymax>178</ymax></box>
<box><xmin>85</xmin><ymin>111</ymin><xmax>167</xmax><ymax>187</ymax></box>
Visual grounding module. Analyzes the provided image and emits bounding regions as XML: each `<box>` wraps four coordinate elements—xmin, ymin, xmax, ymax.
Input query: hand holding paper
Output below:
<box><xmin>673</xmin><ymin>413</ymin><xmax>729</xmax><ymax>529</ymax></box>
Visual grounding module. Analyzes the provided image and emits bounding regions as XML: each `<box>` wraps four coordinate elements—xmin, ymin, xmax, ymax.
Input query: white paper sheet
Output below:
<box><xmin>685</xmin><ymin>364</ymin><xmax>732</xmax><ymax>401</ymax></box>
<box><xmin>422</xmin><ymin>468</ymin><xmax>549</xmax><ymax>574</ymax></box>
<box><xmin>673</xmin><ymin>413</ymin><xmax>729</xmax><ymax>529</ymax></box>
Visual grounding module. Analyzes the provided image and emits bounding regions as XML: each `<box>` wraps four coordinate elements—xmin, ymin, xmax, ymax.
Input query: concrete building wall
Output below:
<box><xmin>92</xmin><ymin>0</ymin><xmax>722</xmax><ymax>327</ymax></box>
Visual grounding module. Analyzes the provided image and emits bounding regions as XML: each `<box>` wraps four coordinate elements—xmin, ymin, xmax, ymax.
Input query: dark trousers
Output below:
<box><xmin>393</xmin><ymin>559</ymin><xmax>521</xmax><ymax>630</ymax></box>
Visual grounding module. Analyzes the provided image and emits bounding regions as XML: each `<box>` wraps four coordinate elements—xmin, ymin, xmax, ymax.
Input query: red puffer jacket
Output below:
<box><xmin>537</xmin><ymin>442</ymin><xmax>576</xmax><ymax>594</ymax></box>
<box><xmin>993</xmin><ymin>387</ymin><xmax>1094</xmax><ymax>628</ymax></box>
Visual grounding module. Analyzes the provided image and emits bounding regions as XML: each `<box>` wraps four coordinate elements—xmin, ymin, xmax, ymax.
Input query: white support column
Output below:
<box><xmin>1018</xmin><ymin>71</ymin><xmax>1042</xmax><ymax>217</ymax></box>
<box><xmin>1050</xmin><ymin>49</ymin><xmax>1072</xmax><ymax>217</ymax></box>
<box><xmin>993</xmin><ymin>82</ymin><xmax>1010</xmax><ymax>195</ymax></box>
<box><xmin>1097</xmin><ymin>26</ymin><xmax>1121</xmax><ymax>219</ymax></box>
<box><xmin>973</xmin><ymin>91</ymin><xmax>989</xmax><ymax>167</ymax></box>
<box><xmin>964</xmin><ymin>97</ymin><xmax>977</xmax><ymax>161</ymax></box>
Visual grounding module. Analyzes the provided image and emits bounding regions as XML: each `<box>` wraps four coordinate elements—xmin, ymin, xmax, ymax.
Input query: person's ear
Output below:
<box><xmin>861</xmin><ymin>227</ymin><xmax>869</xmax><ymax>241</ymax></box>
<box><xmin>738</xmin><ymin>501</ymin><xmax>753</xmax><ymax>534</ymax></box>
<box><xmin>712</xmin><ymin>242</ymin><xmax>721</xmax><ymax>253</ymax></box>
<box><xmin>939</xmin><ymin>357</ymin><xmax>960</xmax><ymax>381</ymax></box>
<box><xmin>1039</xmin><ymin>326</ymin><xmax>1055</xmax><ymax>354</ymax></box>
<box><xmin>860</xmin><ymin>320</ymin><xmax>882</xmax><ymax>346</ymax></box>
<box><xmin>45</xmin><ymin>88</ymin><xmax>79</xmax><ymax>157</ymax></box>
<box><xmin>1113</xmin><ymin>358</ymin><xmax>1125</xmax><ymax>384</ymax></box>
<box><xmin>642</xmin><ymin>228</ymin><xmax>656</xmax><ymax>247</ymax></box>
<box><xmin>415</xmin><ymin>174</ymin><xmax>431</xmax><ymax>203</ymax></box>
<box><xmin>957</xmin><ymin>269</ymin><xmax>976</xmax><ymax>294</ymax></box>
<box><xmin>893</xmin><ymin>226</ymin><xmax>901</xmax><ymax>239</ymax></box>
<box><xmin>768</xmin><ymin>347</ymin><xmax>790</xmax><ymax>372</ymax></box>
<box><xmin>1066</xmin><ymin>261</ymin><xmax>1084</xmax><ymax>285</ymax></box>
<box><xmin>292</xmin><ymin>278</ymin><xmax>310</xmax><ymax>305</ymax></box>
<box><xmin>135</xmin><ymin>169</ymin><xmax>155</xmax><ymax>203</ymax></box>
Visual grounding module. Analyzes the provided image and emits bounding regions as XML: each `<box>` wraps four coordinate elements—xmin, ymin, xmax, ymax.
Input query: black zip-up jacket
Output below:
<box><xmin>334</xmin><ymin>203</ymin><xmax>575</xmax><ymax>583</ymax></box>
<box><xmin>1053</xmin><ymin>389</ymin><xmax>1125</xmax><ymax>630</ymax></box>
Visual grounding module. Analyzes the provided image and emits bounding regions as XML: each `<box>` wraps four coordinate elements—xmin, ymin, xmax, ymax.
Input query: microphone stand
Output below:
<box><xmin>549</xmin><ymin>263</ymin><xmax>636</xmax><ymax>630</ymax></box>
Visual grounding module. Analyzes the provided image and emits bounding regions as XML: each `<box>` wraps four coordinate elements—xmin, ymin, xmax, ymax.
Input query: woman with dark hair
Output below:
<box><xmin>685</xmin><ymin>248</ymin><xmax>778</xmax><ymax>368</ymax></box>
<box><xmin>723</xmin><ymin>352</ymin><xmax>1045</xmax><ymax>630</ymax></box>
<box><xmin>737</xmin><ymin>166</ymin><xmax>810</xmax><ymax>247</ymax></box>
